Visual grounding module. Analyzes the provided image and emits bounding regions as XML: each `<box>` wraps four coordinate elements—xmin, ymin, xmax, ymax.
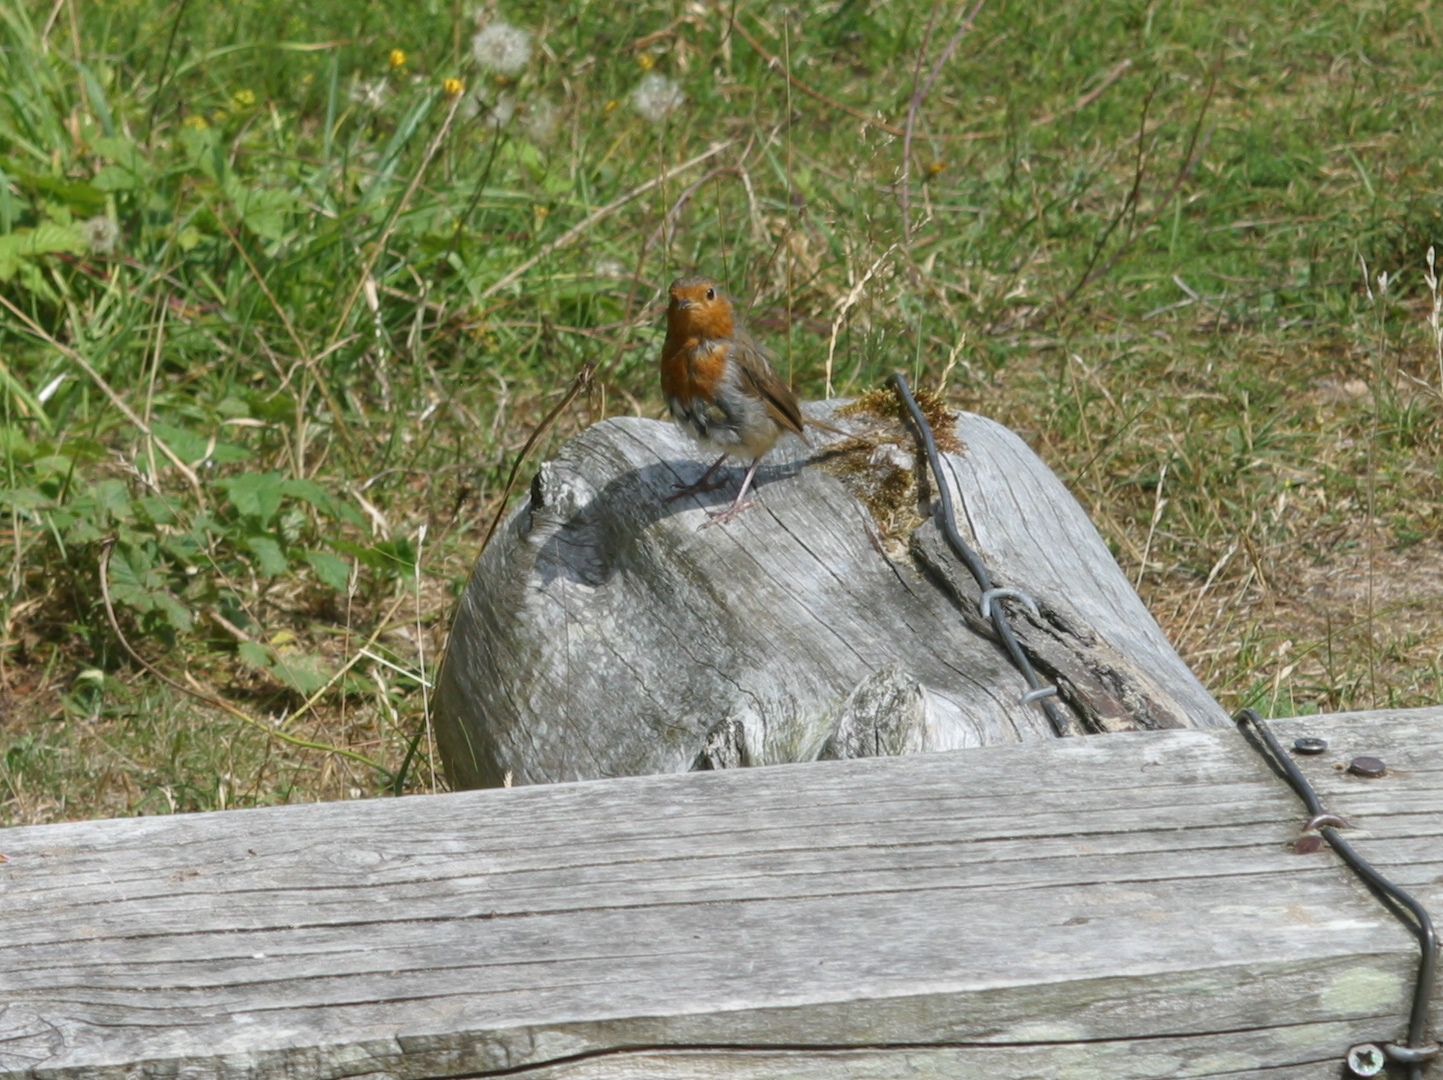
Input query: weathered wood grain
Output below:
<box><xmin>1</xmin><ymin>707</ymin><xmax>1439</xmax><ymax>1080</ymax></box>
<box><xmin>435</xmin><ymin>404</ymin><xmax>1227</xmax><ymax>789</ymax></box>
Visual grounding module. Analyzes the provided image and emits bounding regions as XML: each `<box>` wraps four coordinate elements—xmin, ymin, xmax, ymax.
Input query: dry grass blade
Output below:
<box><xmin>0</xmin><ymin>292</ymin><xmax>206</xmax><ymax>505</ymax></box>
<box><xmin>826</xmin><ymin>243</ymin><xmax>899</xmax><ymax>396</ymax></box>
<box><xmin>901</xmin><ymin>0</ymin><xmax>986</xmax><ymax>257</ymax></box>
<box><xmin>478</xmin><ymin>142</ymin><xmax>734</xmax><ymax>302</ymax></box>
<box><xmin>328</xmin><ymin>91</ymin><xmax>466</xmax><ymax>350</ymax></box>
<box><xmin>724</xmin><ymin>10</ymin><xmax>906</xmax><ymax>137</ymax></box>
<box><xmin>206</xmin><ymin>199</ymin><xmax>355</xmax><ymax>455</ymax></box>
<box><xmin>1032</xmin><ymin>58</ymin><xmax>1133</xmax><ymax>127</ymax></box>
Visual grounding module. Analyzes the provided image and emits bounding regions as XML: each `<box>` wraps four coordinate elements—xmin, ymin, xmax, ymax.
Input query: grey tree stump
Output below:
<box><xmin>436</xmin><ymin>400</ymin><xmax>1227</xmax><ymax>788</ymax></box>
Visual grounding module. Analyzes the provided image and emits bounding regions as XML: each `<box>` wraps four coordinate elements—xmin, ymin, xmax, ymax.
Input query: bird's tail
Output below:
<box><xmin>803</xmin><ymin>416</ymin><xmax>849</xmax><ymax>437</ymax></box>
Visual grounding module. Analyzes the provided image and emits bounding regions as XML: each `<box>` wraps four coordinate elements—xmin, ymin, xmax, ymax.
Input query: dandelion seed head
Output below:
<box><xmin>471</xmin><ymin>21</ymin><xmax>532</xmax><ymax>76</ymax></box>
<box><xmin>631</xmin><ymin>73</ymin><xmax>683</xmax><ymax>124</ymax></box>
<box><xmin>83</xmin><ymin>215</ymin><xmax>120</xmax><ymax>256</ymax></box>
<box><xmin>350</xmin><ymin>77</ymin><xmax>389</xmax><ymax>111</ymax></box>
<box><xmin>524</xmin><ymin>98</ymin><xmax>559</xmax><ymax>143</ymax></box>
<box><xmin>486</xmin><ymin>92</ymin><xmax>517</xmax><ymax>129</ymax></box>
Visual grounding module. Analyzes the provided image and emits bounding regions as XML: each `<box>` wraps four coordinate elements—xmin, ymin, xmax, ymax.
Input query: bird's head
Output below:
<box><xmin>667</xmin><ymin>276</ymin><xmax>735</xmax><ymax>340</ymax></box>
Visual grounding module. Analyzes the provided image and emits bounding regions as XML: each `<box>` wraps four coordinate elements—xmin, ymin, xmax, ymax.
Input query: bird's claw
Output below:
<box><xmin>700</xmin><ymin>500</ymin><xmax>755</xmax><ymax>528</ymax></box>
<box><xmin>665</xmin><ymin>475</ymin><xmax>730</xmax><ymax>502</ymax></box>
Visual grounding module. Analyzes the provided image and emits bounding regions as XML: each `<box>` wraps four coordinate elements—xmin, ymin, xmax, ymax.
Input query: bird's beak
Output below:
<box><xmin>672</xmin><ymin>297</ymin><xmax>694</xmax><ymax>310</ymax></box>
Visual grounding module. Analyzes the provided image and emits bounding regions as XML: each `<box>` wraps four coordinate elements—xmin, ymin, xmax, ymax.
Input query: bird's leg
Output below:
<box><xmin>702</xmin><ymin>456</ymin><xmax>764</xmax><ymax>527</ymax></box>
<box><xmin>666</xmin><ymin>452</ymin><xmax>730</xmax><ymax>502</ymax></box>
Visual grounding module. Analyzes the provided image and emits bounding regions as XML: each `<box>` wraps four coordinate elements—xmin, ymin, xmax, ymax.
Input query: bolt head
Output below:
<box><xmin>1348</xmin><ymin>756</ymin><xmax>1387</xmax><ymax>778</ymax></box>
<box><xmin>1346</xmin><ymin>1043</ymin><xmax>1385</xmax><ymax>1076</ymax></box>
<box><xmin>1293</xmin><ymin>736</ymin><xmax>1328</xmax><ymax>755</ymax></box>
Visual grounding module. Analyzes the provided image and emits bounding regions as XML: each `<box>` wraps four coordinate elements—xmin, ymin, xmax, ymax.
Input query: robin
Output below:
<box><xmin>660</xmin><ymin>275</ymin><xmax>837</xmax><ymax>526</ymax></box>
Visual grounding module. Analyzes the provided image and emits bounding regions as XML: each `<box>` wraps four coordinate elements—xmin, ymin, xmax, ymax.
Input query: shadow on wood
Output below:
<box><xmin>436</xmin><ymin>400</ymin><xmax>1227</xmax><ymax>789</ymax></box>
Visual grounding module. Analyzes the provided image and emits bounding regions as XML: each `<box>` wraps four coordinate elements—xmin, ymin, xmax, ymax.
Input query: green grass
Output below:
<box><xmin>2</xmin><ymin>0</ymin><xmax>1441</xmax><ymax>824</ymax></box>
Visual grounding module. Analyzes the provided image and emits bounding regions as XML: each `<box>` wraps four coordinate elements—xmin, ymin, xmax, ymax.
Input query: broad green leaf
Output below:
<box><xmin>269</xmin><ymin>651</ymin><xmax>333</xmax><ymax>695</ymax></box>
<box><xmin>150</xmin><ymin>591</ymin><xmax>194</xmax><ymax>633</ymax></box>
<box><xmin>106</xmin><ymin>545</ymin><xmax>157</xmax><ymax>611</ymax></box>
<box><xmin>244</xmin><ymin>533</ymin><xmax>289</xmax><ymax>576</ymax></box>
<box><xmin>370</xmin><ymin>538</ymin><xmax>417</xmax><ymax>575</ymax></box>
<box><xmin>0</xmin><ymin>424</ymin><xmax>40</xmax><ymax>461</ymax></box>
<box><xmin>305</xmin><ymin>551</ymin><xmax>350</xmax><ymax>591</ymax></box>
<box><xmin>92</xmin><ymin>478</ymin><xmax>134</xmax><ymax>522</ymax></box>
<box><xmin>246</xmin><ymin>390</ymin><xmax>294</xmax><ymax>424</ymax></box>
<box><xmin>92</xmin><ymin>136</ymin><xmax>146</xmax><ymax>169</ymax></box>
<box><xmin>91</xmin><ymin>164</ymin><xmax>140</xmax><ymax>192</ymax></box>
<box><xmin>281</xmin><ymin>478</ymin><xmax>339</xmax><ymax>517</ymax></box>
<box><xmin>136</xmin><ymin>496</ymin><xmax>177</xmax><ymax>525</ymax></box>
<box><xmin>15</xmin><ymin>172</ymin><xmax>107</xmax><ymax>215</ymax></box>
<box><xmin>0</xmin><ymin>221</ymin><xmax>86</xmax><ymax>280</ymax></box>
<box><xmin>229</xmin><ymin>182</ymin><xmax>296</xmax><ymax>241</ymax></box>
<box><xmin>220</xmin><ymin>472</ymin><xmax>285</xmax><ymax>524</ymax></box>
<box><xmin>237</xmin><ymin>640</ymin><xmax>272</xmax><ymax>671</ymax></box>
<box><xmin>0</xmin><ymin>487</ymin><xmax>51</xmax><ymax>512</ymax></box>
<box><xmin>149</xmin><ymin>422</ymin><xmax>210</xmax><ymax>465</ymax></box>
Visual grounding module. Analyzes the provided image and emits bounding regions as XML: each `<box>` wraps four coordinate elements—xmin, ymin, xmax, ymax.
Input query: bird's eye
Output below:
<box><xmin>705</xmin><ymin>287</ymin><xmax>715</xmax><ymax>300</ymax></box>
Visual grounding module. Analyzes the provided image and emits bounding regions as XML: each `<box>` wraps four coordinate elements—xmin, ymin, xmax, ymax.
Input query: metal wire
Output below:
<box><xmin>1235</xmin><ymin>708</ymin><xmax>1439</xmax><ymax>1079</ymax></box>
<box><xmin>885</xmin><ymin>376</ymin><xmax>1432</xmax><ymax>1065</ymax></box>
<box><xmin>889</xmin><ymin>373</ymin><xmax>1071</xmax><ymax>737</ymax></box>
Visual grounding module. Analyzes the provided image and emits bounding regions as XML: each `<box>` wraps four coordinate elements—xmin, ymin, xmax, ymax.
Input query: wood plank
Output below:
<box><xmin>1</xmin><ymin>706</ymin><xmax>1440</xmax><ymax>1079</ymax></box>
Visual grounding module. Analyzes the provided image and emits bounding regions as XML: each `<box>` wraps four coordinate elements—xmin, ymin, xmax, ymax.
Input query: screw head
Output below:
<box><xmin>1293</xmin><ymin>736</ymin><xmax>1328</xmax><ymax>755</ymax></box>
<box><xmin>1346</xmin><ymin>1043</ymin><xmax>1386</xmax><ymax>1077</ymax></box>
<box><xmin>1348</xmin><ymin>756</ymin><xmax>1387</xmax><ymax>778</ymax></box>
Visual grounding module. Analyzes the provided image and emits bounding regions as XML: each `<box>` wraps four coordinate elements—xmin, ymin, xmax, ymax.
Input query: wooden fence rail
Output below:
<box><xmin>2</xmin><ymin>706</ymin><xmax>1440</xmax><ymax>1079</ymax></box>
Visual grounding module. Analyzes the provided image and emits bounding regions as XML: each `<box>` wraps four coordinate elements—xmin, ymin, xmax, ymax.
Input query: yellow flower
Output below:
<box><xmin>925</xmin><ymin>161</ymin><xmax>946</xmax><ymax>177</ymax></box>
<box><xmin>232</xmin><ymin>88</ymin><xmax>256</xmax><ymax>107</ymax></box>
<box><xmin>637</xmin><ymin>52</ymin><xmax>655</xmax><ymax>71</ymax></box>
<box><xmin>603</xmin><ymin>99</ymin><xmax>619</xmax><ymax>113</ymax></box>
<box><xmin>389</xmin><ymin>49</ymin><xmax>407</xmax><ymax>69</ymax></box>
<box><xmin>442</xmin><ymin>77</ymin><xmax>464</xmax><ymax>96</ymax></box>
<box><xmin>182</xmin><ymin>114</ymin><xmax>209</xmax><ymax>130</ymax></box>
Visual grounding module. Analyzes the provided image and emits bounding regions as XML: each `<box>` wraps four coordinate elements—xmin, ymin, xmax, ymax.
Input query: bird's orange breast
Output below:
<box><xmin>660</xmin><ymin>336</ymin><xmax>730</xmax><ymax>406</ymax></box>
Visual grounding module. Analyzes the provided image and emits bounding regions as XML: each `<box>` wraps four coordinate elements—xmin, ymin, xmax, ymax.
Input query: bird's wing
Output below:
<box><xmin>733</xmin><ymin>333</ymin><xmax>806</xmax><ymax>439</ymax></box>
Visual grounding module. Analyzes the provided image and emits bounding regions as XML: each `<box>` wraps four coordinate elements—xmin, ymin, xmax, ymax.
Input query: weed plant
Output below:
<box><xmin>1</xmin><ymin>0</ymin><xmax>1441</xmax><ymax>823</ymax></box>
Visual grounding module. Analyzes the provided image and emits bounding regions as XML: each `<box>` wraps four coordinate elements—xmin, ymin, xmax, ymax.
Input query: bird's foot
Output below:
<box><xmin>700</xmin><ymin>499</ymin><xmax>756</xmax><ymax>528</ymax></box>
<box><xmin>665</xmin><ymin>473</ymin><xmax>730</xmax><ymax>503</ymax></box>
